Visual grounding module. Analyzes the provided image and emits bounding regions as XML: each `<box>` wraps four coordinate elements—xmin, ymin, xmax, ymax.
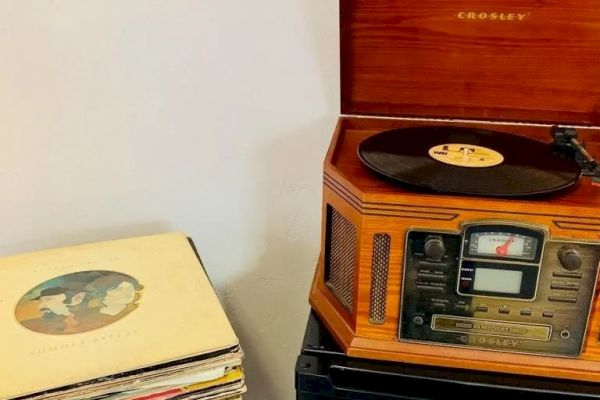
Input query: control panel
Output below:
<box><xmin>399</xmin><ymin>221</ymin><xmax>600</xmax><ymax>356</ymax></box>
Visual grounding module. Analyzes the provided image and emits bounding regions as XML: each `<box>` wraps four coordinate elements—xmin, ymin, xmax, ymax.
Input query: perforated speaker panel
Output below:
<box><xmin>369</xmin><ymin>234</ymin><xmax>391</xmax><ymax>324</ymax></box>
<box><xmin>324</xmin><ymin>206</ymin><xmax>357</xmax><ymax>312</ymax></box>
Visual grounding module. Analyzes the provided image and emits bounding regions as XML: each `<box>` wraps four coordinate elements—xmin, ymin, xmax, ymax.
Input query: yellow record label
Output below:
<box><xmin>428</xmin><ymin>143</ymin><xmax>504</xmax><ymax>167</ymax></box>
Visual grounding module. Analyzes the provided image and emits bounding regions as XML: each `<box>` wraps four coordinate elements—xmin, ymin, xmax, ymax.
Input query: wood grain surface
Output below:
<box><xmin>310</xmin><ymin>116</ymin><xmax>600</xmax><ymax>382</ymax></box>
<box><xmin>341</xmin><ymin>0</ymin><xmax>600</xmax><ymax>125</ymax></box>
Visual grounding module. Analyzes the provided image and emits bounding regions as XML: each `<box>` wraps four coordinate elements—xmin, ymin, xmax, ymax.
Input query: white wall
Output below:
<box><xmin>0</xmin><ymin>2</ymin><xmax>339</xmax><ymax>399</ymax></box>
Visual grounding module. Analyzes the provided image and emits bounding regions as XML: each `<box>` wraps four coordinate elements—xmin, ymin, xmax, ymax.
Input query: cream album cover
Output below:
<box><xmin>0</xmin><ymin>233</ymin><xmax>239</xmax><ymax>400</ymax></box>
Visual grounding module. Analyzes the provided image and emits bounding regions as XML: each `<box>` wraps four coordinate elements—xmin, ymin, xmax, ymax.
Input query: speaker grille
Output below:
<box><xmin>369</xmin><ymin>233</ymin><xmax>391</xmax><ymax>324</ymax></box>
<box><xmin>325</xmin><ymin>206</ymin><xmax>357</xmax><ymax>312</ymax></box>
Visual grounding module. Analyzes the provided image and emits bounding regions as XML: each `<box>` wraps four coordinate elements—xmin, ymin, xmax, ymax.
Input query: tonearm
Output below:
<box><xmin>551</xmin><ymin>126</ymin><xmax>600</xmax><ymax>184</ymax></box>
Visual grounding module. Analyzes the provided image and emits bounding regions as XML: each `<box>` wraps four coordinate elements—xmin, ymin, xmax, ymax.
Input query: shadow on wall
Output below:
<box><xmin>215</xmin><ymin>1</ymin><xmax>339</xmax><ymax>397</ymax></box>
<box><xmin>222</xmin><ymin>116</ymin><xmax>334</xmax><ymax>400</ymax></box>
<box><xmin>301</xmin><ymin>0</ymin><xmax>340</xmax><ymax>110</ymax></box>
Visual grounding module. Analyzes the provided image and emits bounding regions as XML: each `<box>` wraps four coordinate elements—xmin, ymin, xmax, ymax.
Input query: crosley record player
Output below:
<box><xmin>309</xmin><ymin>0</ymin><xmax>600</xmax><ymax>382</ymax></box>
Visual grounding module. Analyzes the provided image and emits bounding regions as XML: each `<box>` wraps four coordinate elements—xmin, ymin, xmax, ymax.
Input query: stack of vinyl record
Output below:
<box><xmin>0</xmin><ymin>233</ymin><xmax>246</xmax><ymax>400</ymax></box>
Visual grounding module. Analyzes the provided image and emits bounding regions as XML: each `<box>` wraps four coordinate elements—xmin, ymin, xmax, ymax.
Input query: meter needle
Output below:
<box><xmin>496</xmin><ymin>236</ymin><xmax>515</xmax><ymax>256</ymax></box>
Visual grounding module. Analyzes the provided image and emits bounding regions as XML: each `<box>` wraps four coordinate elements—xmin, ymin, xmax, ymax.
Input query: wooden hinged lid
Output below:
<box><xmin>341</xmin><ymin>0</ymin><xmax>600</xmax><ymax>126</ymax></box>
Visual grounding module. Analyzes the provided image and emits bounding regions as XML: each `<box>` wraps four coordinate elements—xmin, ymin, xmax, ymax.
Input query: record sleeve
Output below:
<box><xmin>0</xmin><ymin>233</ymin><xmax>239</xmax><ymax>400</ymax></box>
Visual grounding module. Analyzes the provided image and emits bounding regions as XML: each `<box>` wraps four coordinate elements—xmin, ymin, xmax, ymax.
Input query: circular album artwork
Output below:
<box><xmin>15</xmin><ymin>271</ymin><xmax>143</xmax><ymax>335</ymax></box>
<box><xmin>357</xmin><ymin>126</ymin><xmax>582</xmax><ymax>197</ymax></box>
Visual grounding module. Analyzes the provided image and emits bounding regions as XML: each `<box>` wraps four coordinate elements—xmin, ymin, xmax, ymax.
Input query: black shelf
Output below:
<box><xmin>295</xmin><ymin>312</ymin><xmax>600</xmax><ymax>399</ymax></box>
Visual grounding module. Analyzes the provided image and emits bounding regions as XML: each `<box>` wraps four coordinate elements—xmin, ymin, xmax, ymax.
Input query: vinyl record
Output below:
<box><xmin>357</xmin><ymin>126</ymin><xmax>582</xmax><ymax>197</ymax></box>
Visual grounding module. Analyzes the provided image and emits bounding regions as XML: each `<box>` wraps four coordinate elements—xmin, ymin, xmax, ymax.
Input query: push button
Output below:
<box><xmin>499</xmin><ymin>307</ymin><xmax>510</xmax><ymax>315</ymax></box>
<box><xmin>548</xmin><ymin>296</ymin><xmax>577</xmax><ymax>304</ymax></box>
<box><xmin>520</xmin><ymin>309</ymin><xmax>532</xmax><ymax>316</ymax></box>
<box><xmin>475</xmin><ymin>306</ymin><xmax>489</xmax><ymax>312</ymax></box>
<box><xmin>553</xmin><ymin>271</ymin><xmax>582</xmax><ymax>279</ymax></box>
<box><xmin>542</xmin><ymin>311</ymin><xmax>555</xmax><ymax>318</ymax></box>
<box><xmin>459</xmin><ymin>279</ymin><xmax>472</xmax><ymax>289</ymax></box>
<box><xmin>419</xmin><ymin>261</ymin><xmax>448</xmax><ymax>269</ymax></box>
<box><xmin>550</xmin><ymin>282</ymin><xmax>580</xmax><ymax>291</ymax></box>
<box><xmin>417</xmin><ymin>272</ymin><xmax>447</xmax><ymax>281</ymax></box>
<box><xmin>416</xmin><ymin>285</ymin><xmax>444</xmax><ymax>292</ymax></box>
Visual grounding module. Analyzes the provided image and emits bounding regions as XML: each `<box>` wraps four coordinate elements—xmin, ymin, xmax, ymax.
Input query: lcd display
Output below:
<box><xmin>473</xmin><ymin>268</ymin><xmax>523</xmax><ymax>294</ymax></box>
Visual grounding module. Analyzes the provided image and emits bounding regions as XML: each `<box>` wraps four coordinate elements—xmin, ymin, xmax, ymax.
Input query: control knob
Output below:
<box><xmin>424</xmin><ymin>236</ymin><xmax>446</xmax><ymax>261</ymax></box>
<box><xmin>558</xmin><ymin>246</ymin><xmax>582</xmax><ymax>271</ymax></box>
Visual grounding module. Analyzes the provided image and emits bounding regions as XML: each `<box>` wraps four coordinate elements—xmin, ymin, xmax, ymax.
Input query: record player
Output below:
<box><xmin>309</xmin><ymin>0</ymin><xmax>600</xmax><ymax>383</ymax></box>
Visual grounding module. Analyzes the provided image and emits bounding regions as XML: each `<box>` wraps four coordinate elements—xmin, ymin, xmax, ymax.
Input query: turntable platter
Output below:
<box><xmin>357</xmin><ymin>126</ymin><xmax>582</xmax><ymax>197</ymax></box>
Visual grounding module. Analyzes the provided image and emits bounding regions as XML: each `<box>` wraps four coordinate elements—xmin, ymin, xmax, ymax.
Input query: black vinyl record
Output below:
<box><xmin>357</xmin><ymin>126</ymin><xmax>582</xmax><ymax>197</ymax></box>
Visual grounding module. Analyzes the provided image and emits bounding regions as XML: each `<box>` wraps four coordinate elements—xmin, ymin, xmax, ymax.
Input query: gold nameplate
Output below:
<box><xmin>457</xmin><ymin>12</ymin><xmax>529</xmax><ymax>21</ymax></box>
<box><xmin>432</xmin><ymin>315</ymin><xmax>552</xmax><ymax>341</ymax></box>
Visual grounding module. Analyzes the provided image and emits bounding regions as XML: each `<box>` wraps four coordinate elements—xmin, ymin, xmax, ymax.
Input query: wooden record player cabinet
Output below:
<box><xmin>309</xmin><ymin>0</ymin><xmax>600</xmax><ymax>382</ymax></box>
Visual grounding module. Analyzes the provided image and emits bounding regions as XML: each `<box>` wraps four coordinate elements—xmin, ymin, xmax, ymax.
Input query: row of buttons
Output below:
<box><xmin>416</xmin><ymin>282</ymin><xmax>445</xmax><ymax>292</ymax></box>
<box><xmin>548</xmin><ymin>274</ymin><xmax>580</xmax><ymax>305</ymax></box>
<box><xmin>419</xmin><ymin>291</ymin><xmax>577</xmax><ymax>304</ymax></box>
<box><xmin>428</xmin><ymin>302</ymin><xmax>557</xmax><ymax>319</ymax></box>
<box><xmin>549</xmin><ymin>272</ymin><xmax>581</xmax><ymax>309</ymax></box>
<box><xmin>474</xmin><ymin>306</ymin><xmax>555</xmax><ymax>318</ymax></box>
<box><xmin>419</xmin><ymin>293</ymin><xmax>577</xmax><ymax>305</ymax></box>
<box><xmin>419</xmin><ymin>292</ymin><xmax>578</xmax><ymax>304</ymax></box>
<box><xmin>419</xmin><ymin>288</ymin><xmax>580</xmax><ymax>300</ymax></box>
<box><xmin>415</xmin><ymin>259</ymin><xmax>448</xmax><ymax>292</ymax></box>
